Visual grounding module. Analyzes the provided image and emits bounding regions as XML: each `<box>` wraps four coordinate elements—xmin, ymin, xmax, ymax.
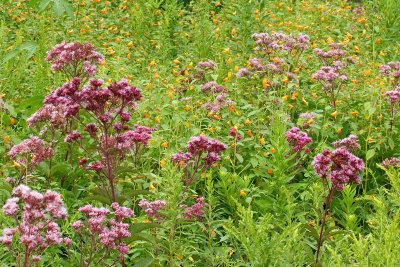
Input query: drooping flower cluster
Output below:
<box><xmin>0</xmin><ymin>185</ymin><xmax>67</xmax><ymax>265</ymax></box>
<box><xmin>139</xmin><ymin>199</ymin><xmax>167</xmax><ymax>221</ymax></box>
<box><xmin>45</xmin><ymin>41</ymin><xmax>104</xmax><ymax>79</ymax></box>
<box><xmin>284</xmin><ymin>127</ymin><xmax>312</xmax><ymax>156</ymax></box>
<box><xmin>71</xmin><ymin>203</ymin><xmax>133</xmax><ymax>263</ymax></box>
<box><xmin>8</xmin><ymin>136</ymin><xmax>54</xmax><ymax>171</ymax></box>
<box><xmin>171</xmin><ymin>135</ymin><xmax>227</xmax><ymax>188</ymax></box>
<box><xmin>312</xmin><ymin>135</ymin><xmax>364</xmax><ymax>190</ymax></box>
<box><xmin>381</xmin><ymin>158</ymin><xmax>400</xmax><ymax>169</ymax></box>
<box><xmin>181</xmin><ymin>197</ymin><xmax>209</xmax><ymax>220</ymax></box>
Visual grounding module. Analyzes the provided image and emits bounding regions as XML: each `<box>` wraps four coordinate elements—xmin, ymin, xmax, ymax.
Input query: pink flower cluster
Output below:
<box><xmin>45</xmin><ymin>41</ymin><xmax>104</xmax><ymax>79</ymax></box>
<box><xmin>385</xmin><ymin>86</ymin><xmax>400</xmax><ymax>105</ymax></box>
<box><xmin>284</xmin><ymin>127</ymin><xmax>312</xmax><ymax>154</ymax></box>
<box><xmin>8</xmin><ymin>136</ymin><xmax>54</xmax><ymax>168</ymax></box>
<box><xmin>332</xmin><ymin>134</ymin><xmax>360</xmax><ymax>151</ymax></box>
<box><xmin>72</xmin><ymin>203</ymin><xmax>133</xmax><ymax>259</ymax></box>
<box><xmin>172</xmin><ymin>135</ymin><xmax>227</xmax><ymax>168</ymax></box>
<box><xmin>252</xmin><ymin>31</ymin><xmax>310</xmax><ymax>54</ymax></box>
<box><xmin>381</xmin><ymin>158</ymin><xmax>400</xmax><ymax>169</ymax></box>
<box><xmin>27</xmin><ymin>104</ymin><xmax>65</xmax><ymax>129</ymax></box>
<box><xmin>202</xmin><ymin>92</ymin><xmax>233</xmax><ymax>113</ymax></box>
<box><xmin>181</xmin><ymin>197</ymin><xmax>209</xmax><ymax>220</ymax></box>
<box><xmin>379</xmin><ymin>62</ymin><xmax>400</xmax><ymax>82</ymax></box>
<box><xmin>0</xmin><ymin>185</ymin><xmax>67</xmax><ymax>264</ymax></box>
<box><xmin>312</xmin><ymin>136</ymin><xmax>364</xmax><ymax>190</ymax></box>
<box><xmin>139</xmin><ymin>199</ymin><xmax>167</xmax><ymax>220</ymax></box>
<box><xmin>196</xmin><ymin>61</ymin><xmax>216</xmax><ymax>69</ymax></box>
<box><xmin>314</xmin><ymin>43</ymin><xmax>347</xmax><ymax>62</ymax></box>
<box><xmin>229</xmin><ymin>127</ymin><xmax>243</xmax><ymax>141</ymax></box>
<box><xmin>201</xmin><ymin>81</ymin><xmax>225</xmax><ymax>94</ymax></box>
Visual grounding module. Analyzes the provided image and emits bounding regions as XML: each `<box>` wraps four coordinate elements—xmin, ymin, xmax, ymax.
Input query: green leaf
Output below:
<box><xmin>129</xmin><ymin>223</ymin><xmax>162</xmax><ymax>235</ymax></box>
<box><xmin>123</xmin><ymin>190</ymin><xmax>153</xmax><ymax>198</ymax></box>
<box><xmin>236</xmin><ymin>153</ymin><xmax>243</xmax><ymax>163</ymax></box>
<box><xmin>366</xmin><ymin>149</ymin><xmax>375</xmax><ymax>161</ymax></box>
<box><xmin>389</xmin><ymin>138</ymin><xmax>394</xmax><ymax>150</ymax></box>
<box><xmin>83</xmin><ymin>195</ymin><xmax>111</xmax><ymax>205</ymax></box>
<box><xmin>38</xmin><ymin>0</ymin><xmax>52</xmax><ymax>13</ymax></box>
<box><xmin>134</xmin><ymin>258</ymin><xmax>154</xmax><ymax>267</ymax></box>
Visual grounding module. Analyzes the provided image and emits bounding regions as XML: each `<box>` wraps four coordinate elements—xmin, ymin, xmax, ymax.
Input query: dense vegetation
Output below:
<box><xmin>1</xmin><ymin>0</ymin><xmax>400</xmax><ymax>266</ymax></box>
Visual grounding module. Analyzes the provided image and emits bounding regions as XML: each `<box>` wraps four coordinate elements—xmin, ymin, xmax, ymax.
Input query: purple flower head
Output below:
<box><xmin>8</xmin><ymin>136</ymin><xmax>54</xmax><ymax>167</ymax></box>
<box><xmin>46</xmin><ymin>41</ymin><xmax>103</xmax><ymax>78</ymax></box>
<box><xmin>229</xmin><ymin>127</ymin><xmax>242</xmax><ymax>141</ymax></box>
<box><xmin>333</xmin><ymin>135</ymin><xmax>360</xmax><ymax>151</ymax></box>
<box><xmin>139</xmin><ymin>199</ymin><xmax>167</xmax><ymax>220</ymax></box>
<box><xmin>381</xmin><ymin>158</ymin><xmax>400</xmax><ymax>169</ymax></box>
<box><xmin>181</xmin><ymin>197</ymin><xmax>209</xmax><ymax>220</ymax></box>
<box><xmin>196</xmin><ymin>61</ymin><xmax>216</xmax><ymax>69</ymax></box>
<box><xmin>87</xmin><ymin>161</ymin><xmax>104</xmax><ymax>172</ymax></box>
<box><xmin>27</xmin><ymin>104</ymin><xmax>65</xmax><ymax>129</ymax></box>
<box><xmin>201</xmin><ymin>82</ymin><xmax>225</xmax><ymax>94</ymax></box>
<box><xmin>385</xmin><ymin>86</ymin><xmax>400</xmax><ymax>105</ymax></box>
<box><xmin>64</xmin><ymin>130</ymin><xmax>82</xmax><ymax>143</ymax></box>
<box><xmin>0</xmin><ymin>185</ymin><xmax>67</xmax><ymax>258</ymax></box>
<box><xmin>236</xmin><ymin>68</ymin><xmax>251</xmax><ymax>78</ymax></box>
<box><xmin>312</xmin><ymin>142</ymin><xmax>364</xmax><ymax>190</ymax></box>
<box><xmin>72</xmin><ymin>203</ymin><xmax>133</xmax><ymax>261</ymax></box>
<box><xmin>284</xmin><ymin>127</ymin><xmax>312</xmax><ymax>153</ymax></box>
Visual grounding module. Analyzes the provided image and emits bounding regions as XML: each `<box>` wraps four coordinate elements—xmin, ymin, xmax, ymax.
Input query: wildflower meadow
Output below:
<box><xmin>1</xmin><ymin>0</ymin><xmax>400</xmax><ymax>266</ymax></box>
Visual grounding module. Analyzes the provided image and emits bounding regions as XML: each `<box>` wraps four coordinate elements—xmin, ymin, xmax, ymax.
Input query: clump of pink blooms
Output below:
<box><xmin>27</xmin><ymin>104</ymin><xmax>65</xmax><ymax>130</ymax></box>
<box><xmin>45</xmin><ymin>41</ymin><xmax>104</xmax><ymax>80</ymax></box>
<box><xmin>41</xmin><ymin>41</ymin><xmax>153</xmax><ymax>202</ymax></box>
<box><xmin>196</xmin><ymin>61</ymin><xmax>217</xmax><ymax>70</ymax></box>
<box><xmin>181</xmin><ymin>197</ymin><xmax>209</xmax><ymax>220</ymax></box>
<box><xmin>71</xmin><ymin>203</ymin><xmax>133</xmax><ymax>265</ymax></box>
<box><xmin>139</xmin><ymin>199</ymin><xmax>167</xmax><ymax>221</ymax></box>
<box><xmin>229</xmin><ymin>127</ymin><xmax>243</xmax><ymax>142</ymax></box>
<box><xmin>237</xmin><ymin>31</ymin><xmax>309</xmax><ymax>90</ymax></box>
<box><xmin>171</xmin><ymin>135</ymin><xmax>227</xmax><ymax>194</ymax></box>
<box><xmin>0</xmin><ymin>185</ymin><xmax>67</xmax><ymax>265</ymax></box>
<box><xmin>8</xmin><ymin>136</ymin><xmax>54</xmax><ymax>174</ymax></box>
<box><xmin>380</xmin><ymin>62</ymin><xmax>400</xmax><ymax>87</ymax></box>
<box><xmin>201</xmin><ymin>81</ymin><xmax>225</xmax><ymax>94</ymax></box>
<box><xmin>202</xmin><ymin>92</ymin><xmax>233</xmax><ymax>114</ymax></box>
<box><xmin>379</xmin><ymin>62</ymin><xmax>400</xmax><ymax>133</ymax></box>
<box><xmin>312</xmin><ymin>135</ymin><xmax>364</xmax><ymax>190</ymax></box>
<box><xmin>381</xmin><ymin>158</ymin><xmax>400</xmax><ymax>169</ymax></box>
<box><xmin>284</xmin><ymin>127</ymin><xmax>312</xmax><ymax>155</ymax></box>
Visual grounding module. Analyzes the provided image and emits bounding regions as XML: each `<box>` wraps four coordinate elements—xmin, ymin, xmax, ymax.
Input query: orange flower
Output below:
<box><xmin>10</xmin><ymin>118</ymin><xmax>15</xmax><ymax>125</ymax></box>
<box><xmin>161</xmin><ymin>141</ymin><xmax>168</xmax><ymax>147</ymax></box>
<box><xmin>267</xmin><ymin>170</ymin><xmax>273</xmax><ymax>174</ymax></box>
<box><xmin>160</xmin><ymin>159</ymin><xmax>165</xmax><ymax>167</ymax></box>
<box><xmin>240</xmin><ymin>190</ymin><xmax>246</xmax><ymax>196</ymax></box>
